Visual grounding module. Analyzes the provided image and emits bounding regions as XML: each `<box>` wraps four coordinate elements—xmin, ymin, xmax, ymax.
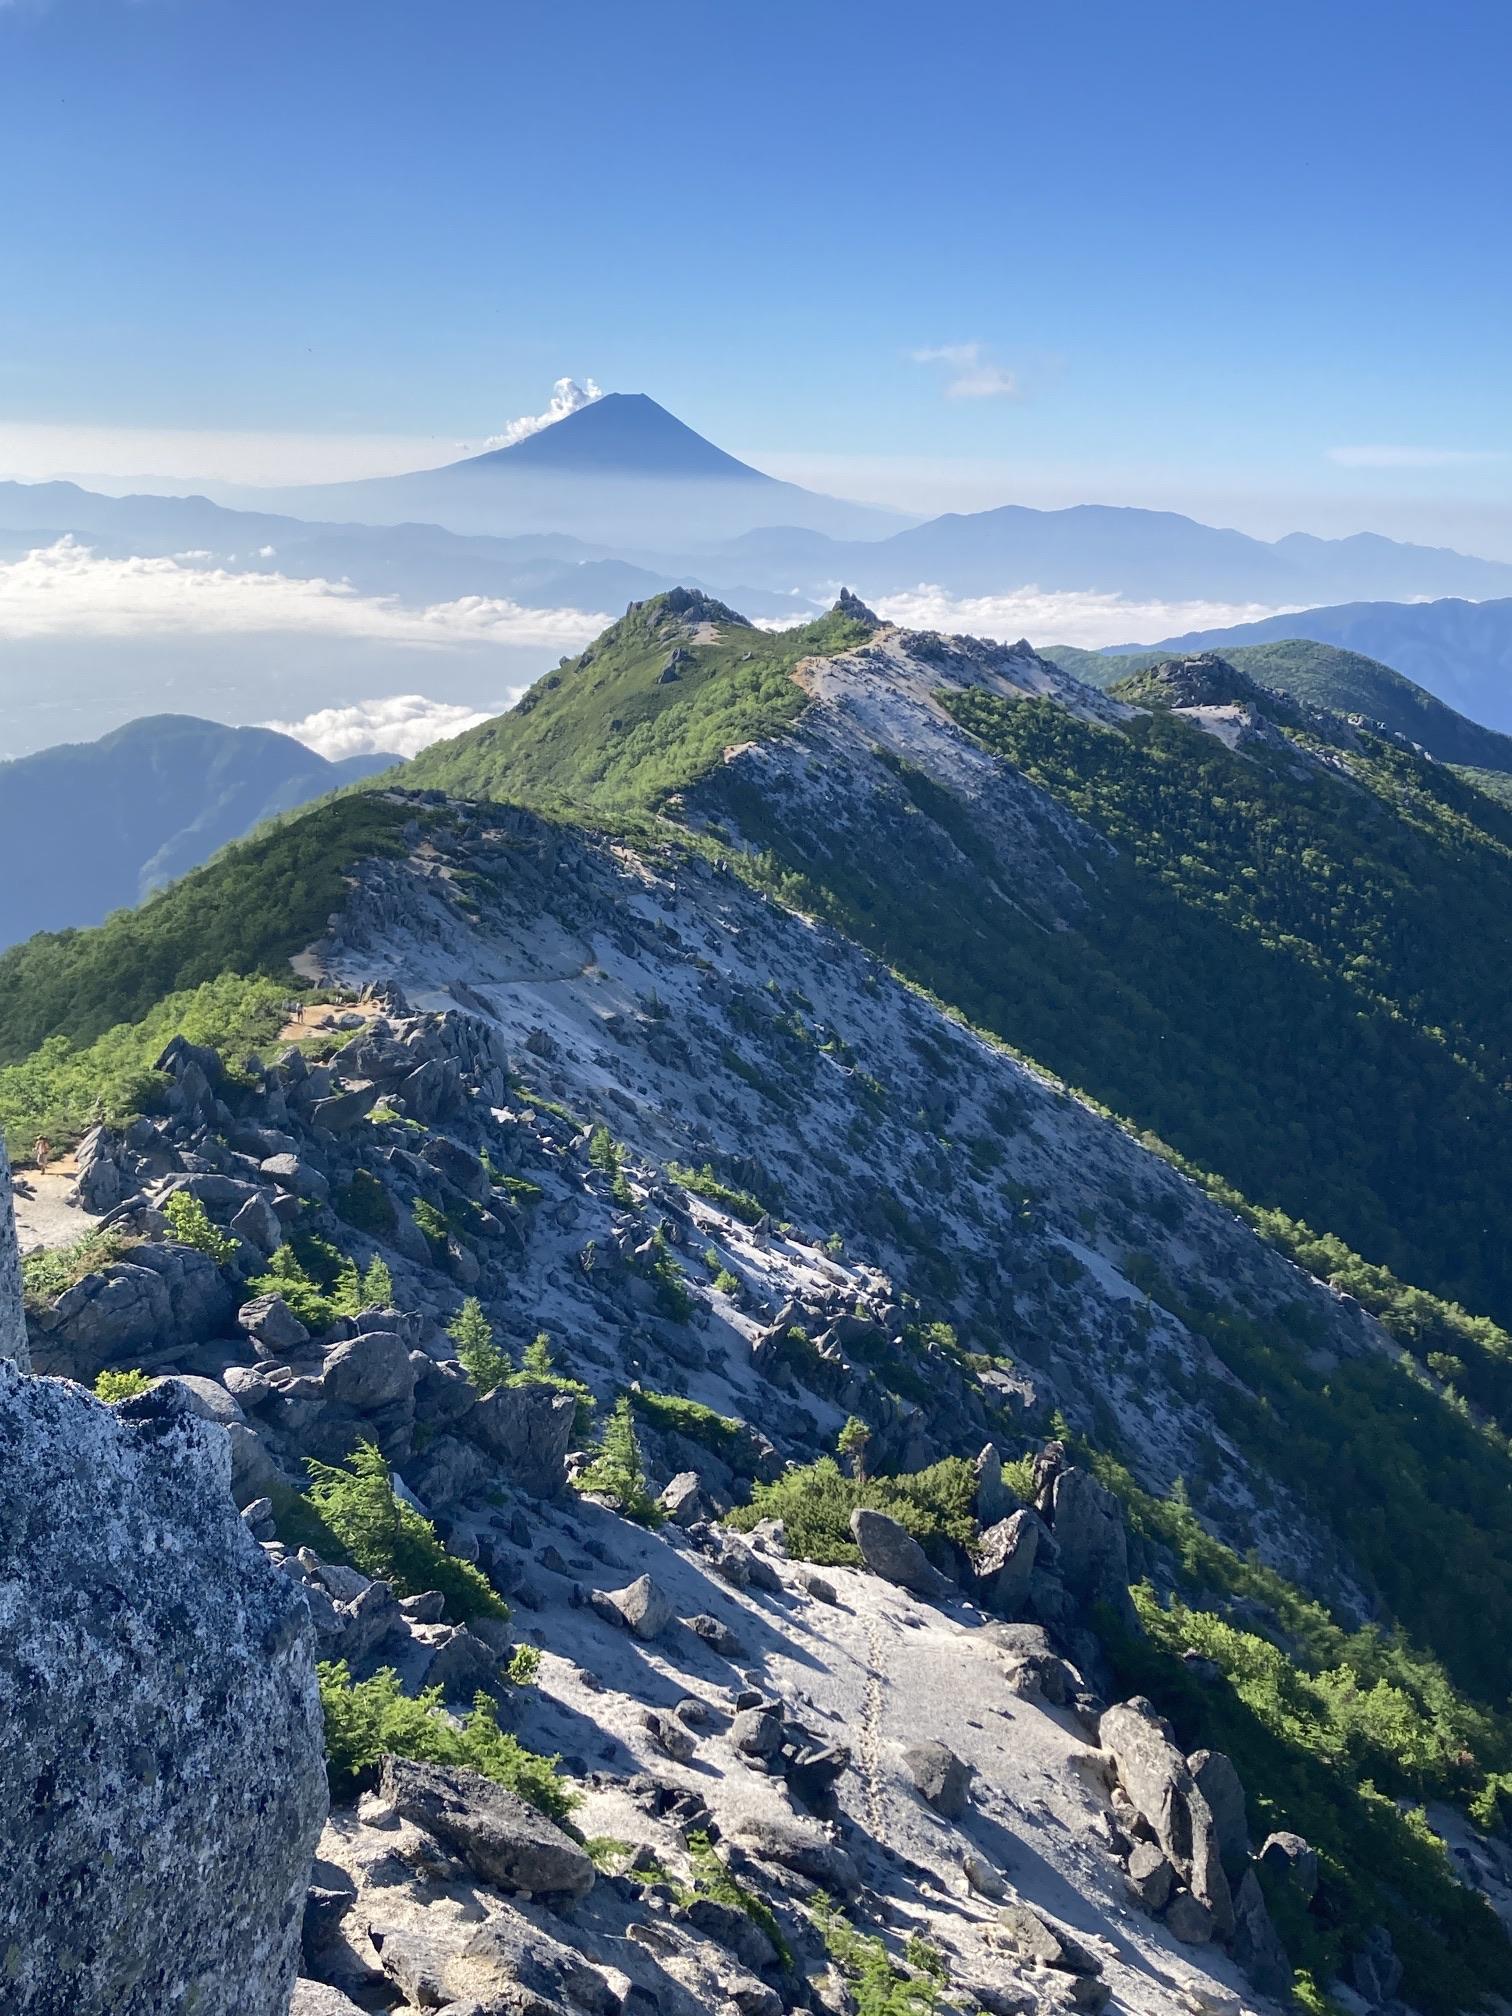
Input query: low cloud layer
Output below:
<box><xmin>479</xmin><ymin>377</ymin><xmax>605</xmax><ymax>452</ymax></box>
<box><xmin>0</xmin><ymin>538</ymin><xmax>610</xmax><ymax>648</ymax></box>
<box><xmin>264</xmin><ymin>694</ymin><xmax>496</xmax><ymax>761</ymax></box>
<box><xmin>869</xmin><ymin>583</ymin><xmax>1293</xmax><ymax>649</ymax></box>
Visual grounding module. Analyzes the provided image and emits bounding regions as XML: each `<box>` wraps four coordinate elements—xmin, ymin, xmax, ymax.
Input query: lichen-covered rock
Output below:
<box><xmin>0</xmin><ymin>1364</ymin><xmax>326</xmax><ymax>2014</ymax></box>
<box><xmin>0</xmin><ymin>1144</ymin><xmax>27</xmax><ymax>1370</ymax></box>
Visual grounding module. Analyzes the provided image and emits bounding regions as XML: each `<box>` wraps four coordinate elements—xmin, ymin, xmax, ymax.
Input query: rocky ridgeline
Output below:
<box><xmin>0</xmin><ymin>800</ymin><xmax>1448</xmax><ymax>2013</ymax></box>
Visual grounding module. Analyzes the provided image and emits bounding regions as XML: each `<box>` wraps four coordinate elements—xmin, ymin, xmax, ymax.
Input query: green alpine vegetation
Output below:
<box><xmin>0</xmin><ymin>970</ymin><xmax>298</xmax><ymax>1156</ymax></box>
<box><xmin>0</xmin><ymin>793</ymin><xmax>411</xmax><ymax>1064</ymax></box>
<box><xmin>402</xmin><ymin>589</ymin><xmax>875</xmax><ymax>817</ymax></box>
<box><xmin>281</xmin><ymin>1441</ymin><xmax>507</xmax><ymax>1625</ymax></box>
<box><xmin>317</xmin><ymin>1662</ymin><xmax>575</xmax><ymax>1819</ymax></box>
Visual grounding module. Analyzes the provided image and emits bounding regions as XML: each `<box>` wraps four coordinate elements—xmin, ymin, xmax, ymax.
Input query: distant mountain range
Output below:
<box><xmin>1044</xmin><ymin>637</ymin><xmax>1512</xmax><ymax>776</ymax></box>
<box><xmin>0</xmin><ymin>715</ymin><xmax>396</xmax><ymax>949</ymax></box>
<box><xmin>11</xmin><ymin>392</ymin><xmax>1512</xmax><ymax>612</ymax></box>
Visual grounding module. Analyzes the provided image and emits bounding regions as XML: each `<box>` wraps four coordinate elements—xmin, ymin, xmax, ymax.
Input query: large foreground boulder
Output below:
<box><xmin>0</xmin><ymin>1364</ymin><xmax>327</xmax><ymax>2015</ymax></box>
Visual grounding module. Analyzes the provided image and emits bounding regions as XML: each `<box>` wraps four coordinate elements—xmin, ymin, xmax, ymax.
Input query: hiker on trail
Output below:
<box><xmin>33</xmin><ymin>1136</ymin><xmax>52</xmax><ymax>1176</ymax></box>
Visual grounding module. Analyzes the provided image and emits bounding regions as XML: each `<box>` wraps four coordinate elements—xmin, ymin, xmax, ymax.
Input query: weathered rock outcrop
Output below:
<box><xmin>1099</xmin><ymin>1696</ymin><xmax>1234</xmax><ymax>1940</ymax></box>
<box><xmin>0</xmin><ymin>1365</ymin><xmax>326</xmax><ymax>2014</ymax></box>
<box><xmin>0</xmin><ymin>1144</ymin><xmax>26</xmax><ymax>1370</ymax></box>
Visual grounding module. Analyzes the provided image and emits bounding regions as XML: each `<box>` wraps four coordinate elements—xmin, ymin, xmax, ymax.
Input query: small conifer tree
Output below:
<box><xmin>449</xmin><ymin>1296</ymin><xmax>512</xmax><ymax>1392</ymax></box>
<box><xmin>576</xmin><ymin>1395</ymin><xmax>663</xmax><ymax>1526</ymax></box>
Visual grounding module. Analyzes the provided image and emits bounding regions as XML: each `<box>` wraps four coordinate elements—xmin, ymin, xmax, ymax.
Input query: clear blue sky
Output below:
<box><xmin>2</xmin><ymin>0</ymin><xmax>1510</xmax><ymax>545</ymax></box>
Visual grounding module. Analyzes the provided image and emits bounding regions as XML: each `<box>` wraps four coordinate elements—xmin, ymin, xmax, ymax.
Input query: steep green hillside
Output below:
<box><xmin>406</xmin><ymin>588</ymin><xmax>875</xmax><ymax>814</ymax></box>
<box><xmin>1046</xmin><ymin>637</ymin><xmax>1512</xmax><ymax>773</ymax></box>
<box><xmin>0</xmin><ymin>794</ymin><xmax>411</xmax><ymax>1063</ymax></box>
<box><xmin>696</xmin><ymin>661</ymin><xmax>1512</xmax><ymax>1338</ymax></box>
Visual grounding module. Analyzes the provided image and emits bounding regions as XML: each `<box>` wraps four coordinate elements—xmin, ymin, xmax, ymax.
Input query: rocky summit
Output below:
<box><xmin>2</xmin><ymin>592</ymin><xmax>1512</xmax><ymax>2016</ymax></box>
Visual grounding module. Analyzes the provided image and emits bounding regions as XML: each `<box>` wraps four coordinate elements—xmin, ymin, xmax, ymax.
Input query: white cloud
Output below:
<box><xmin>476</xmin><ymin>377</ymin><xmax>605</xmax><ymax>452</ymax></box>
<box><xmin>0</xmin><ymin>537</ymin><xmax>611</xmax><ymax>648</ymax></box>
<box><xmin>1326</xmin><ymin>444</ymin><xmax>1507</xmax><ymax>469</ymax></box>
<box><xmin>869</xmin><ymin>583</ymin><xmax>1294</xmax><ymax>649</ymax></box>
<box><xmin>265</xmin><ymin>694</ymin><xmax>496</xmax><ymax>761</ymax></box>
<box><xmin>911</xmin><ymin>343</ymin><xmax>1018</xmax><ymax>401</ymax></box>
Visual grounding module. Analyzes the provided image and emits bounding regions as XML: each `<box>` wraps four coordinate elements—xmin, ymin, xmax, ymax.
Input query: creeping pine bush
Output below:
<box><xmin>334</xmin><ymin>1169</ymin><xmax>395</xmax><ymax>1236</ymax></box>
<box><xmin>812</xmin><ymin>1900</ymin><xmax>944</xmax><ymax>2014</ymax></box>
<box><xmin>164</xmin><ymin>1190</ymin><xmax>238</xmax><ymax>1266</ymax></box>
<box><xmin>576</xmin><ymin>1396</ymin><xmax>663</xmax><ymax>1526</ymax></box>
<box><xmin>93</xmin><ymin>1367</ymin><xmax>152</xmax><ymax>1403</ymax></box>
<box><xmin>299</xmin><ymin>1441</ymin><xmax>506</xmax><ymax>1624</ymax></box>
<box><xmin>249</xmin><ymin>1245</ymin><xmax>338</xmax><ymax>1330</ymax></box>
<box><xmin>22</xmin><ymin>1227</ymin><xmax>132</xmax><ymax>1307</ymax></box>
<box><xmin>728</xmin><ymin>1450</ymin><xmax>979</xmax><ymax>1567</ymax></box>
<box><xmin>317</xmin><ymin>1662</ymin><xmax>575</xmax><ymax>1820</ymax></box>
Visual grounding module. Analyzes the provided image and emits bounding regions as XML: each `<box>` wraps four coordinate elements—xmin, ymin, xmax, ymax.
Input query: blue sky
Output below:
<box><xmin>3</xmin><ymin>0</ymin><xmax>1510</xmax><ymax>547</ymax></box>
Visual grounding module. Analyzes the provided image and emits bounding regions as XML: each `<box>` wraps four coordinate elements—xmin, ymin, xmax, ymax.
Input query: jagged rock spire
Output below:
<box><xmin>0</xmin><ymin>1140</ymin><xmax>27</xmax><ymax>1370</ymax></box>
<box><xmin>833</xmin><ymin>586</ymin><xmax>880</xmax><ymax>627</ymax></box>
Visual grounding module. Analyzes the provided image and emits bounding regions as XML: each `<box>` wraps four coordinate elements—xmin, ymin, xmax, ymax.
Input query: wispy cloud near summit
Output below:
<box><xmin>477</xmin><ymin>377</ymin><xmax>605</xmax><ymax>452</ymax></box>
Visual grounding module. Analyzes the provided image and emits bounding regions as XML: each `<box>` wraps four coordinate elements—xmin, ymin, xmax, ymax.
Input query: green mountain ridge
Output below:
<box><xmin>1045</xmin><ymin>637</ymin><xmax>1512</xmax><ymax>776</ymax></box>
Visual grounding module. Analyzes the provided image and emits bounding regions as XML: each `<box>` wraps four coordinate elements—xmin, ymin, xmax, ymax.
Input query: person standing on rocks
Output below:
<box><xmin>32</xmin><ymin>1135</ymin><xmax>52</xmax><ymax>1177</ymax></box>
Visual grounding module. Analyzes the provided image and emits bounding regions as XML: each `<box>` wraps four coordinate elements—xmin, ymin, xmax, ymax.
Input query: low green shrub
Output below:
<box><xmin>248</xmin><ymin>1246</ymin><xmax>338</xmax><ymax>1331</ymax></box>
<box><xmin>93</xmin><ymin>1367</ymin><xmax>152</xmax><ymax>1402</ymax></box>
<box><xmin>632</xmin><ymin>1389</ymin><xmax>748</xmax><ymax>1464</ymax></box>
<box><xmin>334</xmin><ymin>1169</ymin><xmax>396</xmax><ymax>1236</ymax></box>
<box><xmin>317</xmin><ymin>1662</ymin><xmax>574</xmax><ymax>1819</ymax></box>
<box><xmin>686</xmin><ymin>1830</ymin><xmax>790</xmax><ymax>1965</ymax></box>
<box><xmin>164</xmin><ymin>1190</ymin><xmax>238</xmax><ymax>1266</ymax></box>
<box><xmin>667</xmin><ymin>1160</ymin><xmax>770</xmax><ymax>1226</ymax></box>
<box><xmin>300</xmin><ymin>1441</ymin><xmax>507</xmax><ymax>1624</ymax></box>
<box><xmin>21</xmin><ymin>1227</ymin><xmax>134</xmax><ymax>1308</ymax></box>
<box><xmin>812</xmin><ymin>1900</ymin><xmax>942</xmax><ymax>2014</ymax></box>
<box><xmin>728</xmin><ymin>1452</ymin><xmax>978</xmax><ymax>1567</ymax></box>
